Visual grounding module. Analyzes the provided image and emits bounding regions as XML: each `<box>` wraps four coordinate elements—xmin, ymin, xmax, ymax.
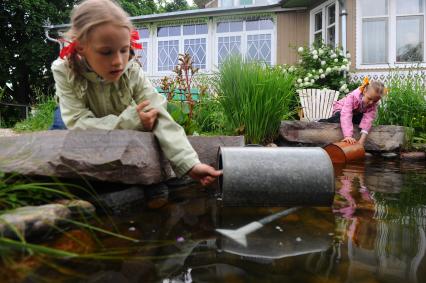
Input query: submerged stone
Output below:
<box><xmin>0</xmin><ymin>204</ymin><xmax>71</xmax><ymax>239</ymax></box>
<box><xmin>280</xmin><ymin>121</ymin><xmax>406</xmax><ymax>152</ymax></box>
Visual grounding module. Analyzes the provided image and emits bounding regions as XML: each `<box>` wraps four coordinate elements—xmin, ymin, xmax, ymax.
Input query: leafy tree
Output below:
<box><xmin>158</xmin><ymin>0</ymin><xmax>190</xmax><ymax>12</ymax></box>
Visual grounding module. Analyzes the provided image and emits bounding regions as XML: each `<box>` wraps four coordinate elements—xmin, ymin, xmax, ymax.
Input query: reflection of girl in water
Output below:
<box><xmin>333</xmin><ymin>168</ymin><xmax>375</xmax><ymax>245</ymax></box>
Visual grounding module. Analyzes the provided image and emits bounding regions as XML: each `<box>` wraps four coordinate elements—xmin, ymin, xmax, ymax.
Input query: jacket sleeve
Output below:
<box><xmin>131</xmin><ymin>64</ymin><xmax>200</xmax><ymax>177</ymax></box>
<box><xmin>359</xmin><ymin>104</ymin><xmax>377</xmax><ymax>134</ymax></box>
<box><xmin>52</xmin><ymin>61</ymin><xmax>142</xmax><ymax>131</ymax></box>
<box><xmin>340</xmin><ymin>93</ymin><xmax>355</xmax><ymax>138</ymax></box>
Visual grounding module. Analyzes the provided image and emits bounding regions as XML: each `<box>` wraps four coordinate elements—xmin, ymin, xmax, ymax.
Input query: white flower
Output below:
<box><xmin>304</xmin><ymin>77</ymin><xmax>310</xmax><ymax>82</ymax></box>
<box><xmin>343</xmin><ymin>58</ymin><xmax>348</xmax><ymax>63</ymax></box>
<box><xmin>308</xmin><ymin>73</ymin><xmax>312</xmax><ymax>77</ymax></box>
<box><xmin>311</xmin><ymin>79</ymin><xmax>315</xmax><ymax>83</ymax></box>
<box><xmin>331</xmin><ymin>53</ymin><xmax>337</xmax><ymax>59</ymax></box>
<box><xmin>334</xmin><ymin>58</ymin><xmax>339</xmax><ymax>63</ymax></box>
<box><xmin>326</xmin><ymin>67</ymin><xmax>332</xmax><ymax>73</ymax></box>
<box><xmin>312</xmin><ymin>50</ymin><xmax>318</xmax><ymax>56</ymax></box>
<box><xmin>314</xmin><ymin>75</ymin><xmax>319</xmax><ymax>80</ymax></box>
<box><xmin>334</xmin><ymin>66</ymin><xmax>339</xmax><ymax>71</ymax></box>
<box><xmin>298</xmin><ymin>47</ymin><xmax>304</xmax><ymax>53</ymax></box>
<box><xmin>320</xmin><ymin>74</ymin><xmax>325</xmax><ymax>79</ymax></box>
<box><xmin>321</xmin><ymin>61</ymin><xmax>326</xmax><ymax>66</ymax></box>
<box><xmin>340</xmin><ymin>84</ymin><xmax>348</xmax><ymax>91</ymax></box>
<box><xmin>344</xmin><ymin>89</ymin><xmax>350</xmax><ymax>93</ymax></box>
<box><xmin>304</xmin><ymin>82</ymin><xmax>310</xmax><ymax>87</ymax></box>
<box><xmin>289</xmin><ymin>66</ymin><xmax>295</xmax><ymax>72</ymax></box>
<box><xmin>319</xmin><ymin>69</ymin><xmax>324</xmax><ymax>74</ymax></box>
<box><xmin>346</xmin><ymin>53</ymin><xmax>351</xmax><ymax>59</ymax></box>
<box><xmin>297</xmin><ymin>78</ymin><xmax>303</xmax><ymax>83</ymax></box>
<box><xmin>340</xmin><ymin>65</ymin><xmax>347</xmax><ymax>71</ymax></box>
<box><xmin>313</xmin><ymin>55</ymin><xmax>319</xmax><ymax>60</ymax></box>
<box><xmin>299</xmin><ymin>59</ymin><xmax>303</xmax><ymax>64</ymax></box>
<box><xmin>299</xmin><ymin>83</ymin><xmax>304</xmax><ymax>88</ymax></box>
<box><xmin>318</xmin><ymin>49</ymin><xmax>324</xmax><ymax>55</ymax></box>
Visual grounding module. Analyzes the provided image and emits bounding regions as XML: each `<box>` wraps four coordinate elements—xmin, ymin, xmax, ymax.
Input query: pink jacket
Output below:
<box><xmin>333</xmin><ymin>88</ymin><xmax>377</xmax><ymax>137</ymax></box>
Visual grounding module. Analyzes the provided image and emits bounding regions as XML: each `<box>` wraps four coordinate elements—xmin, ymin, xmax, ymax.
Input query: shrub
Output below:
<box><xmin>193</xmin><ymin>96</ymin><xmax>227</xmax><ymax>135</ymax></box>
<box><xmin>375</xmin><ymin>70</ymin><xmax>426</xmax><ymax>143</ymax></box>
<box><xmin>14</xmin><ymin>94</ymin><xmax>56</xmax><ymax>132</ymax></box>
<box><xmin>280</xmin><ymin>41</ymin><xmax>352</xmax><ymax>94</ymax></box>
<box><xmin>215</xmin><ymin>57</ymin><xmax>296</xmax><ymax>144</ymax></box>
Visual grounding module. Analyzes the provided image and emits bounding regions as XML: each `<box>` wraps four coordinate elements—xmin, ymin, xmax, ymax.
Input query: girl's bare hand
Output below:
<box><xmin>136</xmin><ymin>101</ymin><xmax>158</xmax><ymax>131</ymax></box>
<box><xmin>188</xmin><ymin>163</ymin><xmax>222</xmax><ymax>186</ymax></box>
<box><xmin>342</xmin><ymin>137</ymin><xmax>357</xmax><ymax>144</ymax></box>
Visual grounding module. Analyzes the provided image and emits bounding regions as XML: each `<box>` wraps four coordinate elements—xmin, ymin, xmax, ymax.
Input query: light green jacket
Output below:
<box><xmin>51</xmin><ymin>58</ymin><xmax>200</xmax><ymax>177</ymax></box>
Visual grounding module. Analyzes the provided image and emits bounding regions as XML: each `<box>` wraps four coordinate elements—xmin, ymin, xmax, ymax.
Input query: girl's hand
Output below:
<box><xmin>136</xmin><ymin>100</ymin><xmax>158</xmax><ymax>131</ymax></box>
<box><xmin>342</xmin><ymin>137</ymin><xmax>357</xmax><ymax>144</ymax></box>
<box><xmin>188</xmin><ymin>164</ymin><xmax>222</xmax><ymax>186</ymax></box>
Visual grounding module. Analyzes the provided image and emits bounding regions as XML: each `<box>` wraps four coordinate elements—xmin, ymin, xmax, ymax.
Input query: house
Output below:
<box><xmin>45</xmin><ymin>0</ymin><xmax>426</xmax><ymax>85</ymax></box>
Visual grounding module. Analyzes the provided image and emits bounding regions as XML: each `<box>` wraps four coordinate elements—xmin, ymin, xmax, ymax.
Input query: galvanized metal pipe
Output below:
<box><xmin>217</xmin><ymin>147</ymin><xmax>335</xmax><ymax>207</ymax></box>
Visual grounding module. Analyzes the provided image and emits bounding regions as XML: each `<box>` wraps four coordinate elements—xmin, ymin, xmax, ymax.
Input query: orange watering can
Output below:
<box><xmin>323</xmin><ymin>142</ymin><xmax>366</xmax><ymax>164</ymax></box>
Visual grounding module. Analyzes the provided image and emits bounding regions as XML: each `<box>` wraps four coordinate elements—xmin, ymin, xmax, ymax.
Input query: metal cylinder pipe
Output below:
<box><xmin>217</xmin><ymin>147</ymin><xmax>335</xmax><ymax>207</ymax></box>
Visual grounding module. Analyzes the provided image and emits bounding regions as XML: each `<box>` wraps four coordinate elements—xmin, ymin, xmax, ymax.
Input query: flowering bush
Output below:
<box><xmin>279</xmin><ymin>41</ymin><xmax>352</xmax><ymax>94</ymax></box>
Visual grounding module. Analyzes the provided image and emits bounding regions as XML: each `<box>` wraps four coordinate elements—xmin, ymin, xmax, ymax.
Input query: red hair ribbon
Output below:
<box><xmin>59</xmin><ymin>39</ymin><xmax>77</xmax><ymax>59</ymax></box>
<box><xmin>130</xmin><ymin>29</ymin><xmax>143</xmax><ymax>50</ymax></box>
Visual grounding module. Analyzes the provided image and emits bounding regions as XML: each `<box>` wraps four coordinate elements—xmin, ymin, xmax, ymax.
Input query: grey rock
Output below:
<box><xmin>0</xmin><ymin>130</ymin><xmax>244</xmax><ymax>185</ymax></box>
<box><xmin>95</xmin><ymin>186</ymin><xmax>146</xmax><ymax>213</ymax></box>
<box><xmin>0</xmin><ymin>204</ymin><xmax>71</xmax><ymax>239</ymax></box>
<box><xmin>280</xmin><ymin>121</ymin><xmax>406</xmax><ymax>152</ymax></box>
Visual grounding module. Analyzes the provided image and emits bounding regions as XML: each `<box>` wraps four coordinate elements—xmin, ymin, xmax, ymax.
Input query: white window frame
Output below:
<box><xmin>153</xmin><ymin>23</ymin><xmax>209</xmax><ymax>76</ymax></box>
<box><xmin>310</xmin><ymin>0</ymin><xmax>340</xmax><ymax>46</ymax></box>
<box><xmin>213</xmin><ymin>17</ymin><xmax>276</xmax><ymax>70</ymax></box>
<box><xmin>135</xmin><ymin>27</ymin><xmax>153</xmax><ymax>74</ymax></box>
<box><xmin>356</xmin><ymin>0</ymin><xmax>426</xmax><ymax>69</ymax></box>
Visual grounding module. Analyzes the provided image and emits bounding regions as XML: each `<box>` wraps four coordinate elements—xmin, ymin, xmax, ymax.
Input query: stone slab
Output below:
<box><xmin>279</xmin><ymin>121</ymin><xmax>406</xmax><ymax>152</ymax></box>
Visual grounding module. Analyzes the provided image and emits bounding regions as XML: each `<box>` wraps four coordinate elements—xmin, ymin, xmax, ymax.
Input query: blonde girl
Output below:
<box><xmin>51</xmin><ymin>0</ymin><xmax>220</xmax><ymax>186</ymax></box>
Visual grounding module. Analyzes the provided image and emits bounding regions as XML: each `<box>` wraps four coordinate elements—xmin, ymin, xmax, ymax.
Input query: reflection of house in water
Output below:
<box><xmin>334</xmin><ymin>161</ymin><xmax>426</xmax><ymax>283</ymax></box>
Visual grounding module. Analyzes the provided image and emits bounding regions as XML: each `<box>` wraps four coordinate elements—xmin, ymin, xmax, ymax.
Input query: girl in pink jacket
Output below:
<box><xmin>320</xmin><ymin>78</ymin><xmax>385</xmax><ymax>145</ymax></box>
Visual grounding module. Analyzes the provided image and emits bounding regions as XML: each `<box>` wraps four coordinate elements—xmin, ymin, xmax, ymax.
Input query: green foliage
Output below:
<box><xmin>280</xmin><ymin>41</ymin><xmax>352</xmax><ymax>93</ymax></box>
<box><xmin>215</xmin><ymin>57</ymin><xmax>296</xmax><ymax>144</ymax></box>
<box><xmin>193</xmin><ymin>96</ymin><xmax>227</xmax><ymax>135</ymax></box>
<box><xmin>167</xmin><ymin>101</ymin><xmax>197</xmax><ymax>135</ymax></box>
<box><xmin>375</xmin><ymin>70</ymin><xmax>426</xmax><ymax>143</ymax></box>
<box><xmin>158</xmin><ymin>0</ymin><xmax>190</xmax><ymax>12</ymax></box>
<box><xmin>14</xmin><ymin>93</ymin><xmax>56</xmax><ymax>132</ymax></box>
<box><xmin>117</xmin><ymin>0</ymin><xmax>157</xmax><ymax>16</ymax></box>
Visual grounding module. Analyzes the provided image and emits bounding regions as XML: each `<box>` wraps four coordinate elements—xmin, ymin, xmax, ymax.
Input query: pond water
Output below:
<box><xmin>1</xmin><ymin>157</ymin><xmax>426</xmax><ymax>283</ymax></box>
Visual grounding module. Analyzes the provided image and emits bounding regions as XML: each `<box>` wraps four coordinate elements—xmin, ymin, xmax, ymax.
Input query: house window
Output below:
<box><xmin>216</xmin><ymin>18</ymin><xmax>274</xmax><ymax>66</ymax></box>
<box><xmin>135</xmin><ymin>28</ymin><xmax>149</xmax><ymax>72</ymax></box>
<box><xmin>358</xmin><ymin>0</ymin><xmax>425</xmax><ymax>67</ymax></box>
<box><xmin>156</xmin><ymin>23</ymin><xmax>208</xmax><ymax>72</ymax></box>
<box><xmin>240</xmin><ymin>0</ymin><xmax>253</xmax><ymax>5</ymax></box>
<box><xmin>310</xmin><ymin>1</ymin><xmax>338</xmax><ymax>46</ymax></box>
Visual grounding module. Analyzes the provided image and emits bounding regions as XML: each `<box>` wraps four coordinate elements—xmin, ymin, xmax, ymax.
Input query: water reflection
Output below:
<box><xmin>1</xmin><ymin>160</ymin><xmax>426</xmax><ymax>283</ymax></box>
<box><xmin>333</xmin><ymin>160</ymin><xmax>426</xmax><ymax>283</ymax></box>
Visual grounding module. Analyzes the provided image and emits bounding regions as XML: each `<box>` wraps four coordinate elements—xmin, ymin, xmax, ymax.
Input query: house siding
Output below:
<box><xmin>276</xmin><ymin>10</ymin><xmax>310</xmax><ymax>65</ymax></box>
<box><xmin>346</xmin><ymin>0</ymin><xmax>356</xmax><ymax>70</ymax></box>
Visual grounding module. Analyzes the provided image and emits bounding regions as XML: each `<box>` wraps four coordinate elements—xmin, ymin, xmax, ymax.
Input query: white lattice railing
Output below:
<box><xmin>350</xmin><ymin>70</ymin><xmax>426</xmax><ymax>85</ymax></box>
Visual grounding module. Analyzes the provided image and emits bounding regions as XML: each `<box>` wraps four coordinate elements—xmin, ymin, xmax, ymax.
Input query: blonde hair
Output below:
<box><xmin>64</xmin><ymin>0</ymin><xmax>134</xmax><ymax>73</ymax></box>
<box><xmin>360</xmin><ymin>77</ymin><xmax>385</xmax><ymax>97</ymax></box>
